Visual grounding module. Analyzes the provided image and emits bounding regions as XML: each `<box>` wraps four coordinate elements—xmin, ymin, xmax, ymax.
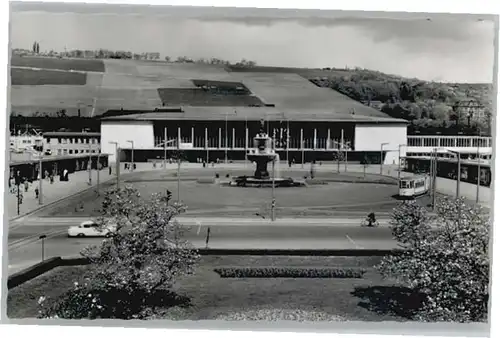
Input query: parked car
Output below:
<box><xmin>67</xmin><ymin>220</ymin><xmax>117</xmax><ymax>238</ymax></box>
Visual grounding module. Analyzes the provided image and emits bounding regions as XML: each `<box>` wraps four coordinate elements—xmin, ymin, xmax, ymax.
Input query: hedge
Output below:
<box><xmin>213</xmin><ymin>266</ymin><xmax>366</xmax><ymax>278</ymax></box>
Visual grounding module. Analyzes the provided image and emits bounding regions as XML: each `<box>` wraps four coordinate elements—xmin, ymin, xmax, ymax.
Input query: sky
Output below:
<box><xmin>9</xmin><ymin>2</ymin><xmax>498</xmax><ymax>83</ymax></box>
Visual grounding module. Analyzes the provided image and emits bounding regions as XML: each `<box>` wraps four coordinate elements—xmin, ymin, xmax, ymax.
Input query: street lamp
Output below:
<box><xmin>443</xmin><ymin>149</ymin><xmax>461</xmax><ymax>199</ymax></box>
<box><xmin>380</xmin><ymin>143</ymin><xmax>389</xmax><ymax>175</ymax></box>
<box><xmin>109</xmin><ymin>141</ymin><xmax>120</xmax><ymax>190</ymax></box>
<box><xmin>37</xmin><ymin>150</ymin><xmax>43</xmax><ymax>205</ymax></box>
<box><xmin>476</xmin><ymin>132</ymin><xmax>484</xmax><ymax>204</ymax></box>
<box><xmin>127</xmin><ymin>140</ymin><xmax>134</xmax><ymax>171</ymax></box>
<box><xmin>96</xmin><ymin>150</ymin><xmax>101</xmax><ymax>196</ymax></box>
<box><xmin>88</xmin><ymin>142</ymin><xmax>92</xmax><ymax>186</ymax></box>
<box><xmin>39</xmin><ymin>234</ymin><xmax>47</xmax><ymax>262</ymax></box>
<box><xmin>398</xmin><ymin>144</ymin><xmax>407</xmax><ymax>181</ymax></box>
<box><xmin>220</xmin><ymin>111</ymin><xmax>237</xmax><ymax>164</ymax></box>
<box><xmin>271</xmin><ymin>136</ymin><xmax>277</xmax><ymax>222</ymax></box>
<box><xmin>301</xmin><ymin>140</ymin><xmax>305</xmax><ymax>169</ymax></box>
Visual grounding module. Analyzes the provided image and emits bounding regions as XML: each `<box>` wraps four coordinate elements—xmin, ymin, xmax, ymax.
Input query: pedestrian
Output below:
<box><xmin>50</xmin><ymin>175</ymin><xmax>54</xmax><ymax>184</ymax></box>
<box><xmin>24</xmin><ymin>179</ymin><xmax>29</xmax><ymax>192</ymax></box>
<box><xmin>153</xmin><ymin>162</ymin><xmax>156</xmax><ymax>169</ymax></box>
<box><xmin>63</xmin><ymin>169</ymin><xmax>68</xmax><ymax>181</ymax></box>
<box><xmin>35</xmin><ymin>187</ymin><xmax>39</xmax><ymax>199</ymax></box>
<box><xmin>109</xmin><ymin>166</ymin><xmax>112</xmax><ymax>175</ymax></box>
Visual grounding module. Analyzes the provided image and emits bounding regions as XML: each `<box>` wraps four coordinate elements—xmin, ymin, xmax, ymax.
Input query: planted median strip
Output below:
<box><xmin>213</xmin><ymin>266</ymin><xmax>367</xmax><ymax>278</ymax></box>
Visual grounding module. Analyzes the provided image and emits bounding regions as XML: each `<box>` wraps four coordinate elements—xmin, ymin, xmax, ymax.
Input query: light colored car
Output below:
<box><xmin>67</xmin><ymin>220</ymin><xmax>117</xmax><ymax>238</ymax></box>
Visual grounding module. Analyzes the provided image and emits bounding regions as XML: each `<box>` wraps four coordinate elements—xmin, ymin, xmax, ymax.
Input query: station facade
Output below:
<box><xmin>100</xmin><ymin>107</ymin><xmax>409</xmax><ymax>165</ymax></box>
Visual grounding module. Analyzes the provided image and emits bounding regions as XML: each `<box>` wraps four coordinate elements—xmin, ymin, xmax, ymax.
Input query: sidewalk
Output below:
<box><xmin>6</xmin><ymin>169</ymin><xmax>115</xmax><ymax>220</ymax></box>
<box><xmin>135</xmin><ymin>161</ymin><xmax>401</xmax><ymax>176</ymax></box>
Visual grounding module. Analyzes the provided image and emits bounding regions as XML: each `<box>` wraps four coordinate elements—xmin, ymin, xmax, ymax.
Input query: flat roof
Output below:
<box><xmin>9</xmin><ymin>153</ymin><xmax>108</xmax><ymax>166</ymax></box>
<box><xmin>43</xmin><ymin>132</ymin><xmax>101</xmax><ymax>137</ymax></box>
<box><xmin>100</xmin><ymin>106</ymin><xmax>408</xmax><ymax>124</ymax></box>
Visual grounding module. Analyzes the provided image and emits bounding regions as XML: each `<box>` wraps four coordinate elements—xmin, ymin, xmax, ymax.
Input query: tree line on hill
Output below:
<box><xmin>309</xmin><ymin>69</ymin><xmax>493</xmax><ymax>136</ymax></box>
<box><xmin>10</xmin><ymin>114</ymin><xmax>100</xmax><ymax>134</ymax></box>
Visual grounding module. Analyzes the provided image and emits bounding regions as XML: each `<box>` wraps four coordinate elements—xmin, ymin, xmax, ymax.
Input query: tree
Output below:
<box><xmin>377</xmin><ymin>198</ymin><xmax>490</xmax><ymax>322</ymax></box>
<box><xmin>38</xmin><ymin>186</ymin><xmax>199</xmax><ymax>319</ymax></box>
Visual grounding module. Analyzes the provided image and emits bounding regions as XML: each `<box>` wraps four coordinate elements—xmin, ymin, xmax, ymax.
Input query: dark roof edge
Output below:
<box><xmin>101</xmin><ymin>116</ymin><xmax>408</xmax><ymax>124</ymax></box>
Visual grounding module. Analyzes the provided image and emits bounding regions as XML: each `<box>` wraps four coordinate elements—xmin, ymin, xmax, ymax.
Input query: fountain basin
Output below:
<box><xmin>229</xmin><ymin>175</ymin><xmax>306</xmax><ymax>187</ymax></box>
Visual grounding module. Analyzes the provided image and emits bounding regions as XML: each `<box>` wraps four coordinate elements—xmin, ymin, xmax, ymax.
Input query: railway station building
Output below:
<box><xmin>99</xmin><ymin>72</ymin><xmax>408</xmax><ymax>165</ymax></box>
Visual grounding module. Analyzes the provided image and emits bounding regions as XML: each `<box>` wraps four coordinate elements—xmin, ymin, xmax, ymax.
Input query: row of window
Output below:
<box><xmin>400</xmin><ymin>178</ymin><xmax>426</xmax><ymax>189</ymax></box>
<box><xmin>57</xmin><ymin>149</ymin><xmax>97</xmax><ymax>155</ymax></box>
<box><xmin>46</xmin><ymin>138</ymin><xmax>99</xmax><ymax>145</ymax></box>
<box><xmin>407</xmin><ymin>137</ymin><xmax>492</xmax><ymax>147</ymax></box>
<box><xmin>406</xmin><ymin>152</ymin><xmax>492</xmax><ymax>160</ymax></box>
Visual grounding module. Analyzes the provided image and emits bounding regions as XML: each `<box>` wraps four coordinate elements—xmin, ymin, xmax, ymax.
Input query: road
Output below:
<box><xmin>7</xmin><ymin>216</ymin><xmax>397</xmax><ymax>275</ymax></box>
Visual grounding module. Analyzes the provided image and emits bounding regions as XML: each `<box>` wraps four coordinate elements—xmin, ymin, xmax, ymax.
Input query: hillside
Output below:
<box><xmin>10</xmin><ymin>55</ymin><xmax>494</xmax><ymax>135</ymax></box>
<box><xmin>305</xmin><ymin>69</ymin><xmax>492</xmax><ymax>136</ymax></box>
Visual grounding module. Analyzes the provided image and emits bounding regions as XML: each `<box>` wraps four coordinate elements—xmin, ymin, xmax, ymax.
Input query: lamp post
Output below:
<box><xmin>15</xmin><ymin>171</ymin><xmax>21</xmax><ymax>215</ymax></box>
<box><xmin>380</xmin><ymin>143</ymin><xmax>389</xmax><ymax>175</ymax></box>
<box><xmin>476</xmin><ymin>133</ymin><xmax>483</xmax><ymax>204</ymax></box>
<box><xmin>39</xmin><ymin>234</ymin><xmax>47</xmax><ymax>262</ymax></box>
<box><xmin>446</xmin><ymin>149</ymin><xmax>461</xmax><ymax>199</ymax></box>
<box><xmin>177</xmin><ymin>138</ymin><xmax>182</xmax><ymax>203</ymax></box>
<box><xmin>88</xmin><ymin>142</ymin><xmax>92</xmax><ymax>186</ymax></box>
<box><xmin>219</xmin><ymin>111</ymin><xmax>237</xmax><ymax>164</ymax></box>
<box><xmin>431</xmin><ymin>148</ymin><xmax>437</xmax><ymax>211</ymax></box>
<box><xmin>398</xmin><ymin>144</ymin><xmax>407</xmax><ymax>181</ymax></box>
<box><xmin>96</xmin><ymin>151</ymin><xmax>101</xmax><ymax>196</ymax></box>
<box><xmin>164</xmin><ymin>127</ymin><xmax>167</xmax><ymax>169</ymax></box>
<box><xmin>271</xmin><ymin>137</ymin><xmax>276</xmax><ymax>222</ymax></box>
<box><xmin>286</xmin><ymin>118</ymin><xmax>290</xmax><ymax>165</ymax></box>
<box><xmin>127</xmin><ymin>140</ymin><xmax>134</xmax><ymax>171</ymax></box>
<box><xmin>225</xmin><ymin>112</ymin><xmax>228</xmax><ymax>164</ymax></box>
<box><xmin>38</xmin><ymin>151</ymin><xmax>43</xmax><ymax>205</ymax></box>
<box><xmin>301</xmin><ymin>140</ymin><xmax>305</xmax><ymax>168</ymax></box>
<box><xmin>109</xmin><ymin>141</ymin><xmax>120</xmax><ymax>190</ymax></box>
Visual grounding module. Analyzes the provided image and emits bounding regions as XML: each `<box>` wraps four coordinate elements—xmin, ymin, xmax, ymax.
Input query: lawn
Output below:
<box><xmin>11</xmin><ymin>56</ymin><xmax>105</xmax><ymax>73</ymax></box>
<box><xmin>7</xmin><ymin>256</ymin><xmax>423</xmax><ymax>321</ymax></box>
<box><xmin>11</xmin><ymin>68</ymin><xmax>88</xmax><ymax>86</ymax></box>
<box><xmin>40</xmin><ymin>172</ymin><xmax>402</xmax><ymax>217</ymax></box>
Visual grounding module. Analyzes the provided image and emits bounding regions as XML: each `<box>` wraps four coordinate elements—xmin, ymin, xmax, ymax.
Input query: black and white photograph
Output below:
<box><xmin>2</xmin><ymin>0</ymin><xmax>498</xmax><ymax>334</ymax></box>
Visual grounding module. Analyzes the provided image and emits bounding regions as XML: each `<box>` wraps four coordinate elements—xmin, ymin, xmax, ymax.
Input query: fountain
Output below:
<box><xmin>230</xmin><ymin>119</ymin><xmax>304</xmax><ymax>187</ymax></box>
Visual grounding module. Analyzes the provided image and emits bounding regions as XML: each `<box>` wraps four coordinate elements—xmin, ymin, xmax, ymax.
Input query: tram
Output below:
<box><xmin>399</xmin><ymin>175</ymin><xmax>431</xmax><ymax>198</ymax></box>
<box><xmin>404</xmin><ymin>150</ymin><xmax>492</xmax><ymax>188</ymax></box>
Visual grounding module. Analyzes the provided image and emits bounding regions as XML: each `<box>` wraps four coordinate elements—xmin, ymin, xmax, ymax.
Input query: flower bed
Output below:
<box><xmin>214</xmin><ymin>266</ymin><xmax>366</xmax><ymax>278</ymax></box>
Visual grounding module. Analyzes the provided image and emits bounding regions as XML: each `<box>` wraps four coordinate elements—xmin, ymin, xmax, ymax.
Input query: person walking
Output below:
<box><xmin>35</xmin><ymin>186</ymin><xmax>39</xmax><ymax>199</ymax></box>
<box><xmin>24</xmin><ymin>179</ymin><xmax>29</xmax><ymax>192</ymax></box>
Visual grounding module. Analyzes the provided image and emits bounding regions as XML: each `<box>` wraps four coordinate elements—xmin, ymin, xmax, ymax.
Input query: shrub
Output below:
<box><xmin>377</xmin><ymin>197</ymin><xmax>490</xmax><ymax>322</ymax></box>
<box><xmin>37</xmin><ymin>280</ymin><xmax>190</xmax><ymax>319</ymax></box>
<box><xmin>39</xmin><ymin>186</ymin><xmax>199</xmax><ymax>319</ymax></box>
<box><xmin>214</xmin><ymin>267</ymin><xmax>366</xmax><ymax>278</ymax></box>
